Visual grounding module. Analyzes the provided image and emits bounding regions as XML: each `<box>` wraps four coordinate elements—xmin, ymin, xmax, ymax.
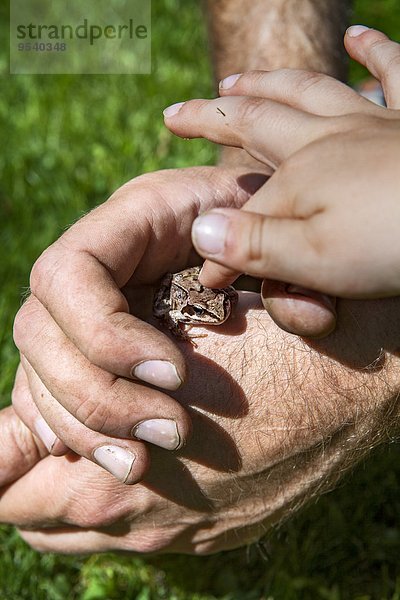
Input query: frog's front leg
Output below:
<box><xmin>153</xmin><ymin>274</ymin><xmax>173</xmax><ymax>319</ymax></box>
<box><xmin>167</xmin><ymin>311</ymin><xmax>207</xmax><ymax>348</ymax></box>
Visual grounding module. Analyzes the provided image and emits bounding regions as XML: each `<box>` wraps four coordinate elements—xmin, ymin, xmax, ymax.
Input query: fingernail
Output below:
<box><xmin>132</xmin><ymin>419</ymin><xmax>180</xmax><ymax>451</ymax></box>
<box><xmin>219</xmin><ymin>73</ymin><xmax>242</xmax><ymax>89</ymax></box>
<box><xmin>34</xmin><ymin>416</ymin><xmax>58</xmax><ymax>453</ymax></box>
<box><xmin>93</xmin><ymin>445</ymin><xmax>136</xmax><ymax>483</ymax></box>
<box><xmin>192</xmin><ymin>212</ymin><xmax>229</xmax><ymax>256</ymax></box>
<box><xmin>132</xmin><ymin>360</ymin><xmax>182</xmax><ymax>391</ymax></box>
<box><xmin>346</xmin><ymin>25</ymin><xmax>370</xmax><ymax>38</ymax></box>
<box><xmin>163</xmin><ymin>102</ymin><xmax>185</xmax><ymax>117</ymax></box>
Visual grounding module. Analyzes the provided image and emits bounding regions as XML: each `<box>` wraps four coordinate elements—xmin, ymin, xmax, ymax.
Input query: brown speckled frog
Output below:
<box><xmin>153</xmin><ymin>266</ymin><xmax>238</xmax><ymax>344</ymax></box>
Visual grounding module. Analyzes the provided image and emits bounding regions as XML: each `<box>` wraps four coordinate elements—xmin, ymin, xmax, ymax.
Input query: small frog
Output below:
<box><xmin>153</xmin><ymin>266</ymin><xmax>238</xmax><ymax>344</ymax></box>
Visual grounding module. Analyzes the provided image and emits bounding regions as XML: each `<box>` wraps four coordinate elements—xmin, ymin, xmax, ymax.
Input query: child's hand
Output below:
<box><xmin>164</xmin><ymin>27</ymin><xmax>400</xmax><ymax>299</ymax></box>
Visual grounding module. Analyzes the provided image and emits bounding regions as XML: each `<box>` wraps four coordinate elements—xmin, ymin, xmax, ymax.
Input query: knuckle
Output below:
<box><xmin>67</xmin><ymin>486</ymin><xmax>131</xmax><ymax>528</ymax></box>
<box><xmin>13</xmin><ymin>310</ymin><xmax>28</xmax><ymax>350</ymax></box>
<box><xmin>82</xmin><ymin>312</ymin><xmax>139</xmax><ymax>368</ymax></box>
<box><xmin>380</xmin><ymin>54</ymin><xmax>400</xmax><ymax>90</ymax></box>
<box><xmin>81</xmin><ymin>319</ymin><xmax>120</xmax><ymax>366</ymax></box>
<box><xmin>283</xmin><ymin>69</ymin><xmax>326</xmax><ymax>99</ymax></box>
<box><xmin>74</xmin><ymin>395</ymin><xmax>112</xmax><ymax>433</ymax></box>
<box><xmin>331</xmin><ymin>113</ymin><xmax>379</xmax><ymax>137</ymax></box>
<box><xmin>82</xmin><ymin>324</ymin><xmax>105</xmax><ymax>365</ymax></box>
<box><xmin>13</xmin><ymin>297</ymin><xmax>39</xmax><ymax>350</ymax></box>
<box><xmin>15</xmin><ymin>423</ymin><xmax>39</xmax><ymax>464</ymax></box>
<box><xmin>71</xmin><ymin>506</ymin><xmax>115</xmax><ymax>528</ymax></box>
<box><xmin>247</xmin><ymin>214</ymin><xmax>272</xmax><ymax>273</ymax></box>
<box><xmin>29</xmin><ymin>244</ymin><xmax>64</xmax><ymax>299</ymax></box>
<box><xmin>29</xmin><ymin>247</ymin><xmax>53</xmax><ymax>294</ymax></box>
<box><xmin>295</xmin><ymin>70</ymin><xmax>325</xmax><ymax>94</ymax></box>
<box><xmin>10</xmin><ymin>379</ymin><xmax>21</xmax><ymax>410</ymax></box>
<box><xmin>242</xmin><ymin>69</ymin><xmax>269</xmax><ymax>86</ymax></box>
<box><xmin>11</xmin><ymin>414</ymin><xmax>42</xmax><ymax>466</ymax></box>
<box><xmin>321</xmin><ymin>113</ymin><xmax>364</xmax><ymax>140</ymax></box>
<box><xmin>236</xmin><ymin>96</ymin><xmax>266</xmax><ymax>126</ymax></box>
<box><xmin>367</xmin><ymin>39</ymin><xmax>400</xmax><ymax>73</ymax></box>
<box><xmin>182</xmin><ymin>98</ymin><xmax>211</xmax><ymax>124</ymax></box>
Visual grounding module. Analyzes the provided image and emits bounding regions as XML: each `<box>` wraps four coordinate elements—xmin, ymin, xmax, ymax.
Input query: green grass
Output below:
<box><xmin>1</xmin><ymin>0</ymin><xmax>400</xmax><ymax>598</ymax></box>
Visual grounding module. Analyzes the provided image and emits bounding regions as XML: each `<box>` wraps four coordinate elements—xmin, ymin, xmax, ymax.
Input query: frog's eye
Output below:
<box><xmin>185</xmin><ymin>305</ymin><xmax>205</xmax><ymax>317</ymax></box>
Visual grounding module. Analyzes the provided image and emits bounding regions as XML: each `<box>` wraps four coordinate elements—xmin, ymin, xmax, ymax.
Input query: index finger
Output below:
<box><xmin>25</xmin><ymin>167</ymin><xmax>252</xmax><ymax>389</ymax></box>
<box><xmin>219</xmin><ymin>69</ymin><xmax>375</xmax><ymax>116</ymax></box>
<box><xmin>27</xmin><ymin>240</ymin><xmax>186</xmax><ymax>390</ymax></box>
<box><xmin>164</xmin><ymin>96</ymin><xmax>329</xmax><ymax>169</ymax></box>
<box><xmin>345</xmin><ymin>27</ymin><xmax>400</xmax><ymax>109</ymax></box>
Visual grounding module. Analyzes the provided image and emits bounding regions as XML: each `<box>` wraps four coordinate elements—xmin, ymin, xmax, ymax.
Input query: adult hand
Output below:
<box><xmin>164</xmin><ymin>28</ymin><xmax>400</xmax><ymax>302</ymax></box>
<box><xmin>4</xmin><ymin>290</ymin><xmax>400</xmax><ymax>554</ymax></box>
<box><xmin>12</xmin><ymin>167</ymin><xmax>254</xmax><ymax>482</ymax></box>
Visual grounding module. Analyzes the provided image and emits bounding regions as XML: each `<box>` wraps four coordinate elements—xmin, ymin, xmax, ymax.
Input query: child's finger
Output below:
<box><xmin>198</xmin><ymin>261</ymin><xmax>239</xmax><ymax>289</ymax></box>
<box><xmin>191</xmin><ymin>207</ymin><xmax>327</xmax><ymax>291</ymax></box>
<box><xmin>261</xmin><ymin>279</ymin><xmax>337</xmax><ymax>339</ymax></box>
<box><xmin>219</xmin><ymin>69</ymin><xmax>376</xmax><ymax>116</ymax></box>
<box><xmin>164</xmin><ymin>97</ymin><xmax>327</xmax><ymax>168</ymax></box>
<box><xmin>345</xmin><ymin>26</ymin><xmax>400</xmax><ymax>109</ymax></box>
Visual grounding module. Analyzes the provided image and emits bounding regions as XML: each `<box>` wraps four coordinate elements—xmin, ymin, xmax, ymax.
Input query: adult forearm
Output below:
<box><xmin>175</xmin><ymin>293</ymin><xmax>400</xmax><ymax>553</ymax></box>
<box><xmin>206</xmin><ymin>0</ymin><xmax>351</xmax><ymax>81</ymax></box>
<box><xmin>1</xmin><ymin>293</ymin><xmax>399</xmax><ymax>555</ymax></box>
<box><xmin>206</xmin><ymin>0</ymin><xmax>351</xmax><ymax>169</ymax></box>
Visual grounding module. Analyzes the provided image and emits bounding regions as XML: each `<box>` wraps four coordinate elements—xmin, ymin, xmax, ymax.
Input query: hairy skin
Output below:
<box><xmin>206</xmin><ymin>0</ymin><xmax>350</xmax><ymax>81</ymax></box>
<box><xmin>2</xmin><ymin>293</ymin><xmax>400</xmax><ymax>554</ymax></box>
<box><xmin>6</xmin><ymin>1</ymin><xmax>398</xmax><ymax>556</ymax></box>
<box><xmin>206</xmin><ymin>0</ymin><xmax>352</xmax><ymax>169</ymax></box>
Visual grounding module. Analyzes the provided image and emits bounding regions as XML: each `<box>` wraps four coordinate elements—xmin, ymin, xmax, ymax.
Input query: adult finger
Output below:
<box><xmin>0</xmin><ymin>432</ymin><xmax>147</xmax><ymax>533</ymax></box>
<box><xmin>28</xmin><ymin>244</ymin><xmax>186</xmax><ymax>391</ymax></box>
<box><xmin>18</xmin><ymin>524</ymin><xmax>181</xmax><ymax>554</ymax></box>
<box><xmin>12</xmin><ymin>362</ymin><xmax>68</xmax><ymax>456</ymax></box>
<box><xmin>14</xmin><ymin>296</ymin><xmax>192</xmax><ymax>451</ymax></box>
<box><xmin>0</xmin><ymin>405</ymin><xmax>47</xmax><ymax>488</ymax></box>
<box><xmin>20</xmin><ymin>357</ymin><xmax>151</xmax><ymax>485</ymax></box>
<box><xmin>164</xmin><ymin>96</ymin><xmax>328</xmax><ymax>168</ymax></box>
<box><xmin>345</xmin><ymin>27</ymin><xmax>400</xmax><ymax>109</ymax></box>
<box><xmin>218</xmin><ymin>69</ymin><xmax>376</xmax><ymax>116</ymax></box>
<box><xmin>17</xmin><ymin>166</ymin><xmax>256</xmax><ymax>405</ymax></box>
<box><xmin>0</xmin><ymin>453</ymin><xmax>99</xmax><ymax>528</ymax></box>
<box><xmin>26</xmin><ymin>167</ymin><xmax>252</xmax><ymax>392</ymax></box>
<box><xmin>17</xmin><ymin>528</ymin><xmax>126</xmax><ymax>555</ymax></box>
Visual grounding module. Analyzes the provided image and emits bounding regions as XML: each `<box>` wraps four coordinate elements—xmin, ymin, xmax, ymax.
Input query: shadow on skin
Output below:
<box><xmin>181</xmin><ymin>408</ymin><xmax>242</xmax><ymax>472</ymax></box>
<box><xmin>236</xmin><ymin>172</ymin><xmax>270</xmax><ymax>195</ymax></box>
<box><xmin>169</xmin><ymin>292</ymin><xmax>265</xmax><ymax>419</ymax></box>
<box><xmin>143</xmin><ymin>404</ymin><xmax>243</xmax><ymax>510</ymax></box>
<box><xmin>143</xmin><ymin>449</ymin><xmax>215</xmax><ymax>512</ymax></box>
<box><xmin>306</xmin><ymin>296</ymin><xmax>400</xmax><ymax>371</ymax></box>
<box><xmin>175</xmin><ymin>349</ymin><xmax>249</xmax><ymax>418</ymax></box>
